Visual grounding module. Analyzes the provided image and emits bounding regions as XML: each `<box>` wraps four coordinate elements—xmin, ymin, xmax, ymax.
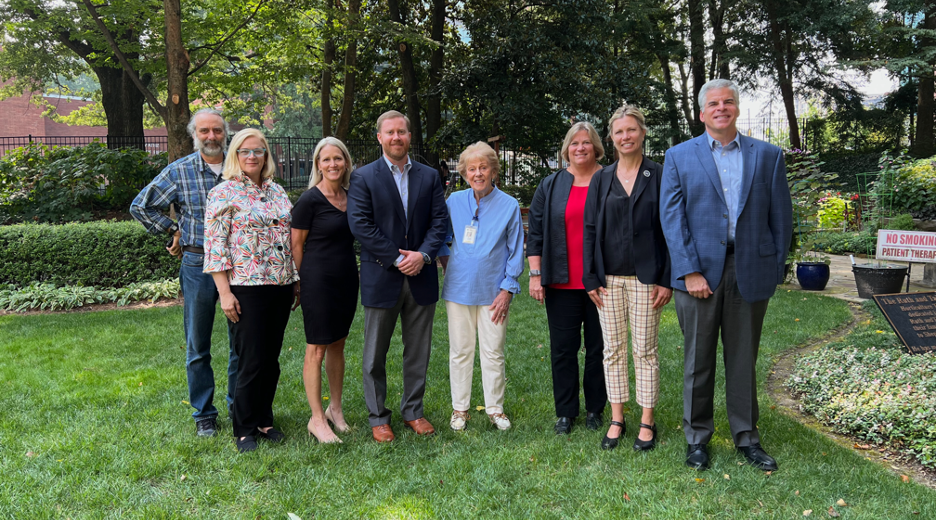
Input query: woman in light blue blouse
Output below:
<box><xmin>439</xmin><ymin>142</ymin><xmax>525</xmax><ymax>432</ymax></box>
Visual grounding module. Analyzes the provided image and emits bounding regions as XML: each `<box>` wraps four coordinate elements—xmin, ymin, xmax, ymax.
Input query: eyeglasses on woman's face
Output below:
<box><xmin>236</xmin><ymin>148</ymin><xmax>266</xmax><ymax>157</ymax></box>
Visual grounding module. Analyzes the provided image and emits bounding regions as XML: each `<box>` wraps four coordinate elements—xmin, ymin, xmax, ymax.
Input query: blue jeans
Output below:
<box><xmin>180</xmin><ymin>251</ymin><xmax>238</xmax><ymax>420</ymax></box>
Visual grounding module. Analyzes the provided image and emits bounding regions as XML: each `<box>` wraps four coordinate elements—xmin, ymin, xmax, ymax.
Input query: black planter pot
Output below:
<box><xmin>852</xmin><ymin>263</ymin><xmax>909</xmax><ymax>299</ymax></box>
<box><xmin>796</xmin><ymin>262</ymin><xmax>831</xmax><ymax>291</ymax></box>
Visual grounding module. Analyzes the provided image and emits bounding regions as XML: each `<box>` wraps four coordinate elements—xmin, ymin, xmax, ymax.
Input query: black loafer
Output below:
<box><xmin>554</xmin><ymin>417</ymin><xmax>573</xmax><ymax>435</ymax></box>
<box><xmin>236</xmin><ymin>435</ymin><xmax>258</xmax><ymax>453</ymax></box>
<box><xmin>601</xmin><ymin>420</ymin><xmax>626</xmax><ymax>450</ymax></box>
<box><xmin>737</xmin><ymin>443</ymin><xmax>778</xmax><ymax>471</ymax></box>
<box><xmin>686</xmin><ymin>443</ymin><xmax>709</xmax><ymax>470</ymax></box>
<box><xmin>585</xmin><ymin>412</ymin><xmax>603</xmax><ymax>431</ymax></box>
<box><xmin>633</xmin><ymin>423</ymin><xmax>658</xmax><ymax>452</ymax></box>
<box><xmin>258</xmin><ymin>427</ymin><xmax>286</xmax><ymax>443</ymax></box>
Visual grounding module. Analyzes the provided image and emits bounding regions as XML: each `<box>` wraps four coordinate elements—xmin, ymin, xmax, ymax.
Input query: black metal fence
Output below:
<box><xmin>0</xmin><ymin>116</ymin><xmax>812</xmax><ymax>190</ymax></box>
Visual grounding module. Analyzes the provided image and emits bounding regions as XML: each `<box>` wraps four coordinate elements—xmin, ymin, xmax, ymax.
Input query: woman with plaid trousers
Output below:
<box><xmin>582</xmin><ymin>106</ymin><xmax>672</xmax><ymax>451</ymax></box>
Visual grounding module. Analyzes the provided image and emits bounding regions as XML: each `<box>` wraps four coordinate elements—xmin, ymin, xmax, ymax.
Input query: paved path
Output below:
<box><xmin>784</xmin><ymin>254</ymin><xmax>933</xmax><ymax>302</ymax></box>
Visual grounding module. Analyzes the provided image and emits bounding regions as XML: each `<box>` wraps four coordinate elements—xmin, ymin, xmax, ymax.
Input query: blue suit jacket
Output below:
<box><xmin>660</xmin><ymin>134</ymin><xmax>792</xmax><ymax>303</ymax></box>
<box><xmin>347</xmin><ymin>157</ymin><xmax>449</xmax><ymax>308</ymax></box>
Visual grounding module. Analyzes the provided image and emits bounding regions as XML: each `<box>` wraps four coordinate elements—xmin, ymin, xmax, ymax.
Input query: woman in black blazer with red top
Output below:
<box><xmin>583</xmin><ymin>105</ymin><xmax>672</xmax><ymax>451</ymax></box>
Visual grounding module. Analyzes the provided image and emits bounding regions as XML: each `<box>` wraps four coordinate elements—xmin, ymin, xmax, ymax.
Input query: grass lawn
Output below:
<box><xmin>2</xmin><ymin>285</ymin><xmax>935</xmax><ymax>518</ymax></box>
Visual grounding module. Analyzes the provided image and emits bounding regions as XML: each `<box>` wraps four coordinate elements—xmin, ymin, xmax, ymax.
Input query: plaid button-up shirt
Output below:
<box><xmin>130</xmin><ymin>151</ymin><xmax>225</xmax><ymax>248</ymax></box>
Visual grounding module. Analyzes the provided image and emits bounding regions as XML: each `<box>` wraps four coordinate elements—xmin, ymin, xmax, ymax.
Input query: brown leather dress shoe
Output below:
<box><xmin>403</xmin><ymin>417</ymin><xmax>436</xmax><ymax>436</ymax></box>
<box><xmin>372</xmin><ymin>424</ymin><xmax>395</xmax><ymax>443</ymax></box>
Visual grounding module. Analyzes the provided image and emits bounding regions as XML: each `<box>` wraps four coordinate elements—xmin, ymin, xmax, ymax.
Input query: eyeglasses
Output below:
<box><xmin>236</xmin><ymin>148</ymin><xmax>266</xmax><ymax>157</ymax></box>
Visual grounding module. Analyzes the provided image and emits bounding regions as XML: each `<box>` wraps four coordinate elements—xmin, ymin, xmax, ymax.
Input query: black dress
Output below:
<box><xmin>291</xmin><ymin>187</ymin><xmax>359</xmax><ymax>344</ymax></box>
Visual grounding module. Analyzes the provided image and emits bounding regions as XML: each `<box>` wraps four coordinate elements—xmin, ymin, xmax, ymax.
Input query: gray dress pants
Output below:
<box><xmin>362</xmin><ymin>279</ymin><xmax>436</xmax><ymax>427</ymax></box>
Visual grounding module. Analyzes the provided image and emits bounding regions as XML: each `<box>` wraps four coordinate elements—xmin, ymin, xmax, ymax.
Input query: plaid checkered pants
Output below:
<box><xmin>596</xmin><ymin>275</ymin><xmax>662</xmax><ymax>407</ymax></box>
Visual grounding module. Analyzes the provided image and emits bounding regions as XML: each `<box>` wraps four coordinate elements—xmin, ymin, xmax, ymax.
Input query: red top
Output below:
<box><xmin>551</xmin><ymin>185</ymin><xmax>588</xmax><ymax>290</ymax></box>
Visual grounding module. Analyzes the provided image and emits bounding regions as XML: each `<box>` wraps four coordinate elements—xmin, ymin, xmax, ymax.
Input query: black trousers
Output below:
<box><xmin>544</xmin><ymin>287</ymin><xmax>607</xmax><ymax>418</ymax></box>
<box><xmin>228</xmin><ymin>283</ymin><xmax>294</xmax><ymax>438</ymax></box>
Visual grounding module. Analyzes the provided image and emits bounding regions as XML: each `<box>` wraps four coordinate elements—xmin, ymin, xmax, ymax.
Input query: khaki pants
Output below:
<box><xmin>446</xmin><ymin>301</ymin><xmax>508</xmax><ymax>414</ymax></box>
<box><xmin>597</xmin><ymin>275</ymin><xmax>662</xmax><ymax>408</ymax></box>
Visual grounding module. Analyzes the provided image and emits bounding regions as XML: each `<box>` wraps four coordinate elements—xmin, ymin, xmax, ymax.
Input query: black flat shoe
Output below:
<box><xmin>585</xmin><ymin>411</ymin><xmax>603</xmax><ymax>431</ymax></box>
<box><xmin>686</xmin><ymin>443</ymin><xmax>709</xmax><ymax>470</ymax></box>
<box><xmin>554</xmin><ymin>417</ymin><xmax>573</xmax><ymax>435</ymax></box>
<box><xmin>258</xmin><ymin>427</ymin><xmax>285</xmax><ymax>443</ymax></box>
<box><xmin>601</xmin><ymin>420</ymin><xmax>625</xmax><ymax>450</ymax></box>
<box><xmin>236</xmin><ymin>435</ymin><xmax>258</xmax><ymax>453</ymax></box>
<box><xmin>737</xmin><ymin>443</ymin><xmax>778</xmax><ymax>471</ymax></box>
<box><xmin>633</xmin><ymin>423</ymin><xmax>657</xmax><ymax>451</ymax></box>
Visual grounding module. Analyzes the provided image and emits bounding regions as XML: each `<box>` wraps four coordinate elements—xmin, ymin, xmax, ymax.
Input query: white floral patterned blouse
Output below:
<box><xmin>203</xmin><ymin>175</ymin><xmax>300</xmax><ymax>286</ymax></box>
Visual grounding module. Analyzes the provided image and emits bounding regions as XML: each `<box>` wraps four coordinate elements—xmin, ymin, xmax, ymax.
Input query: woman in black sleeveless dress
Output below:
<box><xmin>290</xmin><ymin>137</ymin><xmax>358</xmax><ymax>443</ymax></box>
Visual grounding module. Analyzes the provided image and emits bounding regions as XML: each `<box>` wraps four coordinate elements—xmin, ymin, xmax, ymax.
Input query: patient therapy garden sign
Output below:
<box><xmin>876</xmin><ymin>230</ymin><xmax>936</xmax><ymax>262</ymax></box>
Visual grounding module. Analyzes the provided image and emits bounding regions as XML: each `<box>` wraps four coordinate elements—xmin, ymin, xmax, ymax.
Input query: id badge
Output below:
<box><xmin>463</xmin><ymin>224</ymin><xmax>477</xmax><ymax>244</ymax></box>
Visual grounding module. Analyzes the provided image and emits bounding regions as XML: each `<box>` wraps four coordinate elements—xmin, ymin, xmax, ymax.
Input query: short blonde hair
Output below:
<box><xmin>375</xmin><ymin>110</ymin><xmax>411</xmax><ymax>133</ymax></box>
<box><xmin>456</xmin><ymin>142</ymin><xmax>500</xmax><ymax>180</ymax></box>
<box><xmin>308</xmin><ymin>137</ymin><xmax>353</xmax><ymax>189</ymax></box>
<box><xmin>222</xmin><ymin>128</ymin><xmax>276</xmax><ymax>181</ymax></box>
<box><xmin>560</xmin><ymin>122</ymin><xmax>605</xmax><ymax>163</ymax></box>
<box><xmin>607</xmin><ymin>105</ymin><xmax>648</xmax><ymax>138</ymax></box>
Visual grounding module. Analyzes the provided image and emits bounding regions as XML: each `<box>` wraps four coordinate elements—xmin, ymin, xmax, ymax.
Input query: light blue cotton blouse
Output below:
<box><xmin>440</xmin><ymin>186</ymin><xmax>525</xmax><ymax>306</ymax></box>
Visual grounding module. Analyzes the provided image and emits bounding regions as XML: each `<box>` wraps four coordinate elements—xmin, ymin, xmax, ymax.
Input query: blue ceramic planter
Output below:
<box><xmin>796</xmin><ymin>262</ymin><xmax>831</xmax><ymax>291</ymax></box>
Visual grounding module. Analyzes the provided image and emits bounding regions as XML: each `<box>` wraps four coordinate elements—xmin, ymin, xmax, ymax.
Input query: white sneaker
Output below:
<box><xmin>488</xmin><ymin>412</ymin><xmax>511</xmax><ymax>430</ymax></box>
<box><xmin>450</xmin><ymin>410</ymin><xmax>469</xmax><ymax>431</ymax></box>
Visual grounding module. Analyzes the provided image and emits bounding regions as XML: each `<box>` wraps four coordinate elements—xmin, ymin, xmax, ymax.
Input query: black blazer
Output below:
<box><xmin>582</xmin><ymin>157</ymin><xmax>671</xmax><ymax>291</ymax></box>
<box><xmin>347</xmin><ymin>157</ymin><xmax>449</xmax><ymax>308</ymax></box>
<box><xmin>526</xmin><ymin>169</ymin><xmax>576</xmax><ymax>286</ymax></box>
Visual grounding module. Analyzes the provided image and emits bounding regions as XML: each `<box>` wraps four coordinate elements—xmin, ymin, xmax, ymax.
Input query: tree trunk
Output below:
<box><xmin>765</xmin><ymin>0</ymin><xmax>800</xmax><ymax>149</ymax></box>
<box><xmin>95</xmin><ymin>66</ymin><xmax>146</xmax><ymax>148</ymax></box>
<box><xmin>708</xmin><ymin>0</ymin><xmax>731</xmax><ymax>80</ymax></box>
<box><xmin>321</xmin><ymin>0</ymin><xmax>336</xmax><ymax>138</ymax></box>
<box><xmin>914</xmin><ymin>5</ymin><xmax>936</xmax><ymax>157</ymax></box>
<box><xmin>335</xmin><ymin>0</ymin><xmax>362</xmax><ymax>141</ymax></box>
<box><xmin>688</xmin><ymin>0</ymin><xmax>706</xmax><ymax>136</ymax></box>
<box><xmin>424</xmin><ymin>0</ymin><xmax>446</xmax><ymax>169</ymax></box>
<box><xmin>164</xmin><ymin>0</ymin><xmax>192</xmax><ymax>161</ymax></box>
<box><xmin>657</xmin><ymin>53</ymin><xmax>683</xmax><ymax>146</ymax></box>
<box><xmin>387</xmin><ymin>0</ymin><xmax>423</xmax><ymax>150</ymax></box>
<box><xmin>677</xmin><ymin>62</ymin><xmax>694</xmax><ymax>128</ymax></box>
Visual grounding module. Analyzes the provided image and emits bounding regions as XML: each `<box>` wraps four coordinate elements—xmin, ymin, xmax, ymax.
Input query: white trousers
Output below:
<box><xmin>446</xmin><ymin>301</ymin><xmax>508</xmax><ymax>414</ymax></box>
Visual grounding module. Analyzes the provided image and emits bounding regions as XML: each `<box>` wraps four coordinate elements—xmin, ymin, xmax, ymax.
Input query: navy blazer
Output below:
<box><xmin>347</xmin><ymin>157</ymin><xmax>449</xmax><ymax>308</ymax></box>
<box><xmin>660</xmin><ymin>134</ymin><xmax>793</xmax><ymax>303</ymax></box>
<box><xmin>582</xmin><ymin>157</ymin><xmax>671</xmax><ymax>292</ymax></box>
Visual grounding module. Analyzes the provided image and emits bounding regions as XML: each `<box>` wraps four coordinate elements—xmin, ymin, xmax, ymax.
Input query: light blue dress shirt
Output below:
<box><xmin>707</xmin><ymin>132</ymin><xmax>743</xmax><ymax>243</ymax></box>
<box><xmin>383</xmin><ymin>155</ymin><xmax>412</xmax><ymax>265</ymax></box>
<box><xmin>440</xmin><ymin>187</ymin><xmax>525</xmax><ymax>306</ymax></box>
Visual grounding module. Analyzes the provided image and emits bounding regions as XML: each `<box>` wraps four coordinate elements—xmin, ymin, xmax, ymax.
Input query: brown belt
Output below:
<box><xmin>182</xmin><ymin>246</ymin><xmax>205</xmax><ymax>254</ymax></box>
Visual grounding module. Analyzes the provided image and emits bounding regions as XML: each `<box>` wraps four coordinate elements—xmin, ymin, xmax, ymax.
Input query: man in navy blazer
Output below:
<box><xmin>661</xmin><ymin>79</ymin><xmax>792</xmax><ymax>471</ymax></box>
<box><xmin>347</xmin><ymin>110</ymin><xmax>449</xmax><ymax>442</ymax></box>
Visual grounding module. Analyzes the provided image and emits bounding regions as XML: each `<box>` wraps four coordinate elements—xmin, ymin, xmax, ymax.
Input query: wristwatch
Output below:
<box><xmin>421</xmin><ymin>252</ymin><xmax>431</xmax><ymax>264</ymax></box>
<box><xmin>167</xmin><ymin>222</ymin><xmax>179</xmax><ymax>235</ymax></box>
<box><xmin>529</xmin><ymin>269</ymin><xmax>542</xmax><ymax>277</ymax></box>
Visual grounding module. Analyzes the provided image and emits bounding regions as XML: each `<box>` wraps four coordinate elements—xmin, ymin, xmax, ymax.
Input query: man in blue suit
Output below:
<box><xmin>661</xmin><ymin>79</ymin><xmax>792</xmax><ymax>471</ymax></box>
<box><xmin>347</xmin><ymin>110</ymin><xmax>449</xmax><ymax>442</ymax></box>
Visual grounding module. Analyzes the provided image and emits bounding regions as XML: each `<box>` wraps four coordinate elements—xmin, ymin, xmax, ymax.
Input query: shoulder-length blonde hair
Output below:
<box><xmin>560</xmin><ymin>122</ymin><xmax>605</xmax><ymax>163</ymax></box>
<box><xmin>222</xmin><ymin>128</ymin><xmax>277</xmax><ymax>181</ymax></box>
<box><xmin>456</xmin><ymin>141</ymin><xmax>500</xmax><ymax>180</ymax></box>
<box><xmin>308</xmin><ymin>137</ymin><xmax>354</xmax><ymax>189</ymax></box>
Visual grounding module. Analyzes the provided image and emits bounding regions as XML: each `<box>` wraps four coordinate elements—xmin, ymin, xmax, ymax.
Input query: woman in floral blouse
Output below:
<box><xmin>204</xmin><ymin>128</ymin><xmax>299</xmax><ymax>454</ymax></box>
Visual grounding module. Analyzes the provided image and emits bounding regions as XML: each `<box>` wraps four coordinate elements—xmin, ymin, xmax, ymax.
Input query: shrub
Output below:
<box><xmin>810</xmin><ymin>230</ymin><xmax>877</xmax><ymax>255</ymax></box>
<box><xmin>819</xmin><ymin>152</ymin><xmax>880</xmax><ymax>192</ymax></box>
<box><xmin>886</xmin><ymin>213</ymin><xmax>917</xmax><ymax>231</ymax></box>
<box><xmin>892</xmin><ymin>159</ymin><xmax>936</xmax><ymax>213</ymax></box>
<box><xmin>817</xmin><ymin>195</ymin><xmax>848</xmax><ymax>230</ymax></box>
<box><xmin>0</xmin><ymin>142</ymin><xmax>167</xmax><ymax>224</ymax></box>
<box><xmin>787</xmin><ymin>301</ymin><xmax>936</xmax><ymax>469</ymax></box>
<box><xmin>0</xmin><ymin>221</ymin><xmax>178</xmax><ymax>287</ymax></box>
<box><xmin>499</xmin><ymin>184</ymin><xmax>538</xmax><ymax>206</ymax></box>
<box><xmin>0</xmin><ymin>279</ymin><xmax>179</xmax><ymax>312</ymax></box>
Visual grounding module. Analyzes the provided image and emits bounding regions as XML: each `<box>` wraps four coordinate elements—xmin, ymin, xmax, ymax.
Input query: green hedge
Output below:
<box><xmin>0</xmin><ymin>221</ymin><xmax>178</xmax><ymax>288</ymax></box>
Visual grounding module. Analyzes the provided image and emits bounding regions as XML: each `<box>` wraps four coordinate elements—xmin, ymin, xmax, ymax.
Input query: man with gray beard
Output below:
<box><xmin>131</xmin><ymin>109</ymin><xmax>238</xmax><ymax>438</ymax></box>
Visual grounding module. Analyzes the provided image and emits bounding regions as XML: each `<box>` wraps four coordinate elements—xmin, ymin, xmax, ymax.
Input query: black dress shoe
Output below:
<box><xmin>258</xmin><ymin>427</ymin><xmax>286</xmax><ymax>443</ymax></box>
<box><xmin>554</xmin><ymin>417</ymin><xmax>573</xmax><ymax>435</ymax></box>
<box><xmin>633</xmin><ymin>423</ymin><xmax>657</xmax><ymax>452</ymax></box>
<box><xmin>236</xmin><ymin>435</ymin><xmax>258</xmax><ymax>453</ymax></box>
<box><xmin>737</xmin><ymin>443</ymin><xmax>778</xmax><ymax>471</ymax></box>
<box><xmin>686</xmin><ymin>443</ymin><xmax>709</xmax><ymax>470</ymax></box>
<box><xmin>601</xmin><ymin>420</ymin><xmax>626</xmax><ymax>450</ymax></box>
<box><xmin>585</xmin><ymin>412</ymin><xmax>603</xmax><ymax>431</ymax></box>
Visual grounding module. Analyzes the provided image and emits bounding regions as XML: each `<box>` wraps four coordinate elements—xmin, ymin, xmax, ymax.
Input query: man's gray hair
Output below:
<box><xmin>698</xmin><ymin>79</ymin><xmax>740</xmax><ymax>110</ymax></box>
<box><xmin>187</xmin><ymin>108</ymin><xmax>229</xmax><ymax>136</ymax></box>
